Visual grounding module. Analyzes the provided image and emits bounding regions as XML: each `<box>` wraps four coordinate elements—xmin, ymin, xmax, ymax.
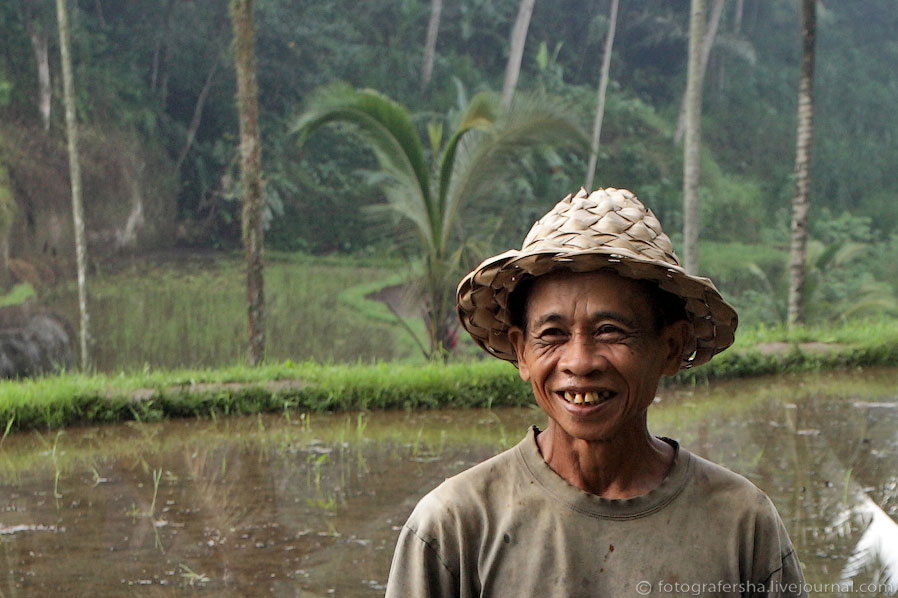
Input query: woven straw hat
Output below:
<box><xmin>456</xmin><ymin>187</ymin><xmax>738</xmax><ymax>369</ymax></box>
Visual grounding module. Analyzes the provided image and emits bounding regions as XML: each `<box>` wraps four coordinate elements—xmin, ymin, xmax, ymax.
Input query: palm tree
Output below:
<box><xmin>787</xmin><ymin>0</ymin><xmax>816</xmax><ymax>327</ymax></box>
<box><xmin>230</xmin><ymin>0</ymin><xmax>265</xmax><ymax>366</ymax></box>
<box><xmin>56</xmin><ymin>0</ymin><xmax>90</xmax><ymax>371</ymax></box>
<box><xmin>420</xmin><ymin>0</ymin><xmax>442</xmax><ymax>89</ymax></box>
<box><xmin>293</xmin><ymin>84</ymin><xmax>585</xmax><ymax>358</ymax></box>
<box><xmin>682</xmin><ymin>0</ymin><xmax>706</xmax><ymax>275</ymax></box>
<box><xmin>584</xmin><ymin>0</ymin><xmax>620</xmax><ymax>191</ymax></box>
<box><xmin>0</xmin><ymin>165</ymin><xmax>15</xmax><ymax>289</ymax></box>
<box><xmin>673</xmin><ymin>0</ymin><xmax>726</xmax><ymax>145</ymax></box>
<box><xmin>501</xmin><ymin>0</ymin><xmax>537</xmax><ymax>108</ymax></box>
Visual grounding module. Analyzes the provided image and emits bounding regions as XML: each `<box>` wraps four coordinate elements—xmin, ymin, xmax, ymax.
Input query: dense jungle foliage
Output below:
<box><xmin>1</xmin><ymin>0</ymin><xmax>896</xmax><ymax>332</ymax></box>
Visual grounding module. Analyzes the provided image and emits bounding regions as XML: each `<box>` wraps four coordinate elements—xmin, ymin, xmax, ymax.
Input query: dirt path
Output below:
<box><xmin>755</xmin><ymin>341</ymin><xmax>847</xmax><ymax>355</ymax></box>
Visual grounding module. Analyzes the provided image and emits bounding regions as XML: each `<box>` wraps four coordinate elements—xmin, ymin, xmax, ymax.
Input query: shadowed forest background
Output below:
<box><xmin>0</xmin><ymin>0</ymin><xmax>896</xmax><ymax>369</ymax></box>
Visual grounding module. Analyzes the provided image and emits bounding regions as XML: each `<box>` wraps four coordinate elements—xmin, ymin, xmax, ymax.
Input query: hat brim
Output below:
<box><xmin>456</xmin><ymin>248</ymin><xmax>738</xmax><ymax>369</ymax></box>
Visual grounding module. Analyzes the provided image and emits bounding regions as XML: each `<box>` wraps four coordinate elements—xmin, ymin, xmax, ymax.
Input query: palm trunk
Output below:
<box><xmin>682</xmin><ymin>0</ymin><xmax>706</xmax><ymax>275</ymax></box>
<box><xmin>718</xmin><ymin>0</ymin><xmax>744</xmax><ymax>92</ymax></box>
<box><xmin>420</xmin><ymin>0</ymin><xmax>442</xmax><ymax>88</ymax></box>
<box><xmin>23</xmin><ymin>0</ymin><xmax>52</xmax><ymax>131</ymax></box>
<box><xmin>56</xmin><ymin>0</ymin><xmax>91</xmax><ymax>371</ymax></box>
<box><xmin>584</xmin><ymin>0</ymin><xmax>619</xmax><ymax>191</ymax></box>
<box><xmin>174</xmin><ymin>57</ymin><xmax>219</xmax><ymax>172</ymax></box>
<box><xmin>674</xmin><ymin>0</ymin><xmax>725</xmax><ymax>144</ymax></box>
<box><xmin>425</xmin><ymin>254</ymin><xmax>453</xmax><ymax>361</ymax></box>
<box><xmin>29</xmin><ymin>29</ymin><xmax>51</xmax><ymax>131</ymax></box>
<box><xmin>787</xmin><ymin>0</ymin><xmax>816</xmax><ymax>327</ymax></box>
<box><xmin>230</xmin><ymin>0</ymin><xmax>265</xmax><ymax>366</ymax></box>
<box><xmin>93</xmin><ymin>0</ymin><xmax>105</xmax><ymax>26</ymax></box>
<box><xmin>0</xmin><ymin>166</ymin><xmax>12</xmax><ymax>290</ymax></box>
<box><xmin>501</xmin><ymin>0</ymin><xmax>536</xmax><ymax>108</ymax></box>
<box><xmin>150</xmin><ymin>0</ymin><xmax>176</xmax><ymax>94</ymax></box>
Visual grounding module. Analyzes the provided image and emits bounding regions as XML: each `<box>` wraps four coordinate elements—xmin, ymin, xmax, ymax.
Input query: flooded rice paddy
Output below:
<box><xmin>39</xmin><ymin>255</ymin><xmax>416</xmax><ymax>371</ymax></box>
<box><xmin>1</xmin><ymin>368</ymin><xmax>897</xmax><ymax>597</ymax></box>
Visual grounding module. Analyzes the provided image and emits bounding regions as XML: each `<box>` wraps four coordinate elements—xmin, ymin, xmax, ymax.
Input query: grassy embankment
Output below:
<box><xmin>1</xmin><ymin>250</ymin><xmax>896</xmax><ymax>434</ymax></box>
<box><xmin>1</xmin><ymin>317</ymin><xmax>896</xmax><ymax>435</ymax></box>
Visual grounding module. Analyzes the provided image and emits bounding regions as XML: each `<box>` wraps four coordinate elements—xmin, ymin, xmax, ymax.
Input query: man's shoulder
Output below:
<box><xmin>427</xmin><ymin>438</ymin><xmax>522</xmax><ymax>500</ymax></box>
<box><xmin>682</xmin><ymin>448</ymin><xmax>777</xmax><ymax>513</ymax></box>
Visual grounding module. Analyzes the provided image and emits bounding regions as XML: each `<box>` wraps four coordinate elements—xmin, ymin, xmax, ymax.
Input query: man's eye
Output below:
<box><xmin>596</xmin><ymin>324</ymin><xmax>625</xmax><ymax>337</ymax></box>
<box><xmin>537</xmin><ymin>328</ymin><xmax>566</xmax><ymax>340</ymax></box>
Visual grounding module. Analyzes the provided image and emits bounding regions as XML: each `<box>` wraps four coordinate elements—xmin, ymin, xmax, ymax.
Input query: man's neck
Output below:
<box><xmin>535</xmin><ymin>422</ymin><xmax>675</xmax><ymax>499</ymax></box>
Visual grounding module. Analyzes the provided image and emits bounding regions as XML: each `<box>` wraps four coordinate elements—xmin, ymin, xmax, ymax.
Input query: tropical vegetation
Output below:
<box><xmin>2</xmin><ymin>314</ymin><xmax>897</xmax><ymax>433</ymax></box>
<box><xmin>0</xmin><ymin>0</ymin><xmax>896</xmax><ymax>375</ymax></box>
<box><xmin>293</xmin><ymin>84</ymin><xmax>586</xmax><ymax>357</ymax></box>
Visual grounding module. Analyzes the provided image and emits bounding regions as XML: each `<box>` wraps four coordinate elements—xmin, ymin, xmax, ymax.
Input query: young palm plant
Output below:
<box><xmin>293</xmin><ymin>83</ymin><xmax>585</xmax><ymax>359</ymax></box>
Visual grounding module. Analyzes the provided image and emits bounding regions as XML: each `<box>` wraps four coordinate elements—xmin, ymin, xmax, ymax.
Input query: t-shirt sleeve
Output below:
<box><xmin>385</xmin><ymin>523</ymin><xmax>458</xmax><ymax>598</ymax></box>
<box><xmin>750</xmin><ymin>498</ymin><xmax>808</xmax><ymax>598</ymax></box>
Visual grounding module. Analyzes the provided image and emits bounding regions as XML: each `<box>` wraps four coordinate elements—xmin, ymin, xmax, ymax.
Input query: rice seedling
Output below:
<box><xmin>40</xmin><ymin>254</ymin><xmax>417</xmax><ymax>372</ymax></box>
<box><xmin>149</xmin><ymin>468</ymin><xmax>163</xmax><ymax>518</ymax></box>
<box><xmin>178</xmin><ymin>564</ymin><xmax>210</xmax><ymax>586</ymax></box>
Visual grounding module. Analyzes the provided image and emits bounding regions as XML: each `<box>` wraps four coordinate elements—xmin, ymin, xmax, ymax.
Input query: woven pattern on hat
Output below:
<box><xmin>520</xmin><ymin>187</ymin><xmax>676</xmax><ymax>264</ymax></box>
<box><xmin>456</xmin><ymin>188</ymin><xmax>738</xmax><ymax>369</ymax></box>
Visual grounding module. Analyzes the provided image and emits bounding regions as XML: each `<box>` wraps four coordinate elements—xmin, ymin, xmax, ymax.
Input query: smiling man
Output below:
<box><xmin>385</xmin><ymin>188</ymin><xmax>806</xmax><ymax>598</ymax></box>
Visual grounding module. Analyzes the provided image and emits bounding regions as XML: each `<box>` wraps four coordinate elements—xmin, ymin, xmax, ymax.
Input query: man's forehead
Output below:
<box><xmin>525</xmin><ymin>270</ymin><xmax>655</xmax><ymax>317</ymax></box>
<box><xmin>527</xmin><ymin>269</ymin><xmax>647</xmax><ymax>297</ymax></box>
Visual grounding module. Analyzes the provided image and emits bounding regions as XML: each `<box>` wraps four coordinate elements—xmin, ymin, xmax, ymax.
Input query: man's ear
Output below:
<box><xmin>507</xmin><ymin>326</ymin><xmax>531</xmax><ymax>382</ymax></box>
<box><xmin>661</xmin><ymin>320</ymin><xmax>691</xmax><ymax>376</ymax></box>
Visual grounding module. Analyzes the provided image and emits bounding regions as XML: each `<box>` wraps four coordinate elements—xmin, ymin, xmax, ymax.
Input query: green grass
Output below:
<box><xmin>0</xmin><ymin>316</ymin><xmax>896</xmax><ymax>433</ymax></box>
<box><xmin>672</xmin><ymin>317</ymin><xmax>898</xmax><ymax>384</ymax></box>
<box><xmin>0</xmin><ymin>360</ymin><xmax>531</xmax><ymax>433</ymax></box>
<box><xmin>336</xmin><ymin>270</ymin><xmax>429</xmax><ymax>358</ymax></box>
<box><xmin>12</xmin><ymin>250</ymin><xmax>896</xmax><ymax>433</ymax></box>
<box><xmin>39</xmin><ymin>254</ymin><xmax>418</xmax><ymax>370</ymax></box>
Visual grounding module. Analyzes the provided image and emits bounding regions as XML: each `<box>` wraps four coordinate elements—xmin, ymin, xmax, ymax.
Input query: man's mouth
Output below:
<box><xmin>559</xmin><ymin>390</ymin><xmax>616</xmax><ymax>405</ymax></box>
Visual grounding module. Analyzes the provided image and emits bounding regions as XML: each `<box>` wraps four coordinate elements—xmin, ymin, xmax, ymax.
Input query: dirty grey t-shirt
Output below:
<box><xmin>385</xmin><ymin>427</ymin><xmax>806</xmax><ymax>598</ymax></box>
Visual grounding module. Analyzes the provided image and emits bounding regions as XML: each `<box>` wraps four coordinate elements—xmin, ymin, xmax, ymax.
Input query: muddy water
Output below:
<box><xmin>1</xmin><ymin>369</ymin><xmax>897</xmax><ymax>597</ymax></box>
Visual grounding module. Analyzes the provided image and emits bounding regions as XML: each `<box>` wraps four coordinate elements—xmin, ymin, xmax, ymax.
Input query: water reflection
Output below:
<box><xmin>0</xmin><ymin>369</ymin><xmax>896</xmax><ymax>596</ymax></box>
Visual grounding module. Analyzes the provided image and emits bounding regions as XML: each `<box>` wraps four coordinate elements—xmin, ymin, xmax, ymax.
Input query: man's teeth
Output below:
<box><xmin>562</xmin><ymin>391</ymin><xmax>610</xmax><ymax>404</ymax></box>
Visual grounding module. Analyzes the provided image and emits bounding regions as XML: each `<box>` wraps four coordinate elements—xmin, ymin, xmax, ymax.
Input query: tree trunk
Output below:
<box><xmin>733</xmin><ymin>0</ymin><xmax>744</xmax><ymax>35</ymax></box>
<box><xmin>718</xmin><ymin>0</ymin><xmax>743</xmax><ymax>93</ymax></box>
<box><xmin>230</xmin><ymin>0</ymin><xmax>265</xmax><ymax>366</ymax></box>
<box><xmin>584</xmin><ymin>0</ymin><xmax>619</xmax><ymax>191</ymax></box>
<box><xmin>420</xmin><ymin>0</ymin><xmax>442</xmax><ymax>89</ymax></box>
<box><xmin>674</xmin><ymin>0</ymin><xmax>725</xmax><ymax>144</ymax></box>
<box><xmin>0</xmin><ymin>165</ymin><xmax>13</xmax><ymax>290</ymax></box>
<box><xmin>32</xmin><ymin>30</ymin><xmax>51</xmax><ymax>131</ymax></box>
<box><xmin>56</xmin><ymin>0</ymin><xmax>91</xmax><ymax>371</ymax></box>
<box><xmin>174</xmin><ymin>57</ymin><xmax>219</xmax><ymax>172</ymax></box>
<box><xmin>501</xmin><ymin>0</ymin><xmax>536</xmax><ymax>108</ymax></box>
<box><xmin>23</xmin><ymin>0</ymin><xmax>52</xmax><ymax>131</ymax></box>
<box><xmin>93</xmin><ymin>0</ymin><xmax>105</xmax><ymax>26</ymax></box>
<box><xmin>682</xmin><ymin>0</ymin><xmax>706</xmax><ymax>275</ymax></box>
<box><xmin>788</xmin><ymin>0</ymin><xmax>816</xmax><ymax>327</ymax></box>
<box><xmin>150</xmin><ymin>0</ymin><xmax>176</xmax><ymax>94</ymax></box>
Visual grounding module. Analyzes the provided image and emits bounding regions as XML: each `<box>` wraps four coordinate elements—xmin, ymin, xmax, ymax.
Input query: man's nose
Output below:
<box><xmin>559</xmin><ymin>334</ymin><xmax>608</xmax><ymax>376</ymax></box>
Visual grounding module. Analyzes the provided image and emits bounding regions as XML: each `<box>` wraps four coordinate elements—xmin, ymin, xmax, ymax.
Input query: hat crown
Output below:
<box><xmin>456</xmin><ymin>187</ymin><xmax>738</xmax><ymax>368</ymax></box>
<box><xmin>522</xmin><ymin>188</ymin><xmax>680</xmax><ymax>268</ymax></box>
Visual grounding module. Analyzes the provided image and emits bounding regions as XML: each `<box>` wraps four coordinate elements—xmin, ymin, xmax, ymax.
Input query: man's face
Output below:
<box><xmin>508</xmin><ymin>270</ymin><xmax>687</xmax><ymax>443</ymax></box>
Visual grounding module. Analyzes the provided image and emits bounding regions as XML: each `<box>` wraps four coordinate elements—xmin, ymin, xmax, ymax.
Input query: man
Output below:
<box><xmin>385</xmin><ymin>188</ymin><xmax>806</xmax><ymax>597</ymax></box>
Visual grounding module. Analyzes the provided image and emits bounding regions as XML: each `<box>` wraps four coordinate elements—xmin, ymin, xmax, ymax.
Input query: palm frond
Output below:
<box><xmin>440</xmin><ymin>94</ymin><xmax>589</xmax><ymax>248</ymax></box>
<box><xmin>831</xmin><ymin>242</ymin><xmax>869</xmax><ymax>268</ymax></box>
<box><xmin>436</xmin><ymin>92</ymin><xmax>501</xmax><ymax>248</ymax></box>
<box><xmin>458</xmin><ymin>91</ymin><xmax>499</xmax><ymax>129</ymax></box>
<box><xmin>292</xmin><ymin>83</ymin><xmax>434</xmax><ymax>244</ymax></box>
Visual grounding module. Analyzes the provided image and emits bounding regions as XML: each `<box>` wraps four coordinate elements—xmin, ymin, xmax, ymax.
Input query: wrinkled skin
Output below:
<box><xmin>508</xmin><ymin>270</ymin><xmax>689</xmax><ymax>498</ymax></box>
